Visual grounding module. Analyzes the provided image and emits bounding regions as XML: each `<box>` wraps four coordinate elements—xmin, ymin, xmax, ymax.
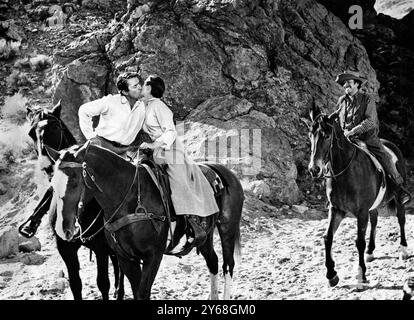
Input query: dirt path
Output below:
<box><xmin>1</xmin><ymin>192</ymin><xmax>413</xmax><ymax>300</ymax></box>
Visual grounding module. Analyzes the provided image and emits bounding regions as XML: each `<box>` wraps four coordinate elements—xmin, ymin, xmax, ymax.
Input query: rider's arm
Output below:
<box><xmin>78</xmin><ymin>97</ymin><xmax>110</xmax><ymax>140</ymax></box>
<box><xmin>328</xmin><ymin>96</ymin><xmax>345</xmax><ymax>120</ymax></box>
<box><xmin>348</xmin><ymin>94</ymin><xmax>378</xmax><ymax>137</ymax></box>
<box><xmin>153</xmin><ymin>101</ymin><xmax>177</xmax><ymax>150</ymax></box>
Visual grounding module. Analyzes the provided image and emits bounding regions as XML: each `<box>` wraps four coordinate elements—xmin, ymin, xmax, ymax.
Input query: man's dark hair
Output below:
<box><xmin>146</xmin><ymin>75</ymin><xmax>165</xmax><ymax>98</ymax></box>
<box><xmin>116</xmin><ymin>71</ymin><xmax>143</xmax><ymax>93</ymax></box>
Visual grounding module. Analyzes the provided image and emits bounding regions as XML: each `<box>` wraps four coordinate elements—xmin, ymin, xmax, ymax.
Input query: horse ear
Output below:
<box><xmin>44</xmin><ymin>145</ymin><xmax>60</xmax><ymax>163</ymax></box>
<box><xmin>51</xmin><ymin>100</ymin><xmax>62</xmax><ymax>118</ymax></box>
<box><xmin>327</xmin><ymin>111</ymin><xmax>339</xmax><ymax>123</ymax></box>
<box><xmin>310</xmin><ymin>103</ymin><xmax>321</xmax><ymax>122</ymax></box>
<box><xmin>26</xmin><ymin>104</ymin><xmax>35</xmax><ymax>121</ymax></box>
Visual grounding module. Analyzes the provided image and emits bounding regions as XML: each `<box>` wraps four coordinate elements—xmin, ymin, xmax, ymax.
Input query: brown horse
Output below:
<box><xmin>308</xmin><ymin>104</ymin><xmax>409</xmax><ymax>288</ymax></box>
<box><xmin>46</xmin><ymin>142</ymin><xmax>244</xmax><ymax>300</ymax></box>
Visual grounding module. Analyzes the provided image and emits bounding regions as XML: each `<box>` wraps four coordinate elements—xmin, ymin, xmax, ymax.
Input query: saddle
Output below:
<box><xmin>138</xmin><ymin>151</ymin><xmax>224</xmax><ymax>257</ymax></box>
<box><xmin>100</xmin><ymin>149</ymin><xmax>225</xmax><ymax>260</ymax></box>
<box><xmin>353</xmin><ymin>140</ymin><xmax>396</xmax><ymax>210</ymax></box>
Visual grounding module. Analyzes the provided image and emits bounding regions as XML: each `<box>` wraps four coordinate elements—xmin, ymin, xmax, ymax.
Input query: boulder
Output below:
<box><xmin>18</xmin><ymin>235</ymin><xmax>41</xmax><ymax>253</ymax></box>
<box><xmin>291</xmin><ymin>204</ymin><xmax>309</xmax><ymax>214</ymax></box>
<box><xmin>50</xmin><ymin>277</ymin><xmax>67</xmax><ymax>292</ymax></box>
<box><xmin>20</xmin><ymin>252</ymin><xmax>46</xmax><ymax>265</ymax></box>
<box><xmin>246</xmin><ymin>180</ymin><xmax>271</xmax><ymax>200</ymax></box>
<box><xmin>0</xmin><ymin>226</ymin><xmax>19</xmax><ymax>258</ymax></box>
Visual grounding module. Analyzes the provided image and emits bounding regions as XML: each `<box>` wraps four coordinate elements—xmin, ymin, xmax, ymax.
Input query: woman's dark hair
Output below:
<box><xmin>146</xmin><ymin>75</ymin><xmax>165</xmax><ymax>98</ymax></box>
<box><xmin>116</xmin><ymin>71</ymin><xmax>143</xmax><ymax>93</ymax></box>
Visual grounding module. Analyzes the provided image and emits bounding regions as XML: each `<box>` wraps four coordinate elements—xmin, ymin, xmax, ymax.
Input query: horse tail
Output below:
<box><xmin>381</xmin><ymin>139</ymin><xmax>407</xmax><ymax>180</ymax></box>
<box><xmin>203</xmin><ymin>162</ymin><xmax>244</xmax><ymax>266</ymax></box>
<box><xmin>234</xmin><ymin>224</ymin><xmax>242</xmax><ymax>266</ymax></box>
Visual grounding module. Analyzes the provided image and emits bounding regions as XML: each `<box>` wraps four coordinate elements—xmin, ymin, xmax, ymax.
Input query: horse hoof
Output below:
<box><xmin>328</xmin><ymin>275</ymin><xmax>339</xmax><ymax>287</ymax></box>
<box><xmin>399</xmin><ymin>246</ymin><xmax>409</xmax><ymax>260</ymax></box>
<box><xmin>356</xmin><ymin>280</ymin><xmax>369</xmax><ymax>291</ymax></box>
<box><xmin>365</xmin><ymin>254</ymin><xmax>375</xmax><ymax>262</ymax></box>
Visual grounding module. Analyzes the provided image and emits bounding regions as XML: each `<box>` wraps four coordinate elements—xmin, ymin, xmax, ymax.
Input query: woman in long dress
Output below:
<box><xmin>139</xmin><ymin>75</ymin><xmax>219</xmax><ymax>247</ymax></box>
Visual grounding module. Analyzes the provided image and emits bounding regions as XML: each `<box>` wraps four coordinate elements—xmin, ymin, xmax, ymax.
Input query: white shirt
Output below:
<box><xmin>142</xmin><ymin>98</ymin><xmax>177</xmax><ymax>150</ymax></box>
<box><xmin>78</xmin><ymin>94</ymin><xmax>145</xmax><ymax>145</ymax></box>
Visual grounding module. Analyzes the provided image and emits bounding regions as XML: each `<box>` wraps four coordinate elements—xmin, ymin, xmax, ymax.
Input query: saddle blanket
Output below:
<box><xmin>141</xmin><ymin>163</ymin><xmax>223</xmax><ymax>256</ymax></box>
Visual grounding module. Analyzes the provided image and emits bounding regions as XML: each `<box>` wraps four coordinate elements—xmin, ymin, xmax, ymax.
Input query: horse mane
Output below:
<box><xmin>60</xmin><ymin>121</ymin><xmax>77</xmax><ymax>146</ymax></box>
<box><xmin>80</xmin><ymin>144</ymin><xmax>136</xmax><ymax>172</ymax></box>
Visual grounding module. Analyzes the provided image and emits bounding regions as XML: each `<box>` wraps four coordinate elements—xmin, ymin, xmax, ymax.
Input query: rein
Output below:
<box><xmin>317</xmin><ymin>121</ymin><xmax>357</xmax><ymax>179</ymax></box>
<box><xmin>58</xmin><ymin>159</ymin><xmax>139</xmax><ymax>243</ymax></box>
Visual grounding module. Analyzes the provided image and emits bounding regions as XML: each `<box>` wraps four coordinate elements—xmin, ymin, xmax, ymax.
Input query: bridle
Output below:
<box><xmin>30</xmin><ymin>111</ymin><xmax>65</xmax><ymax>153</ymax></box>
<box><xmin>312</xmin><ymin>115</ymin><xmax>356</xmax><ymax>179</ymax></box>
<box><xmin>57</xmin><ymin>145</ymin><xmax>139</xmax><ymax>243</ymax></box>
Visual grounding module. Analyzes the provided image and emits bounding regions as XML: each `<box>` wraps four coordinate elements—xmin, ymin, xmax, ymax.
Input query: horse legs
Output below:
<box><xmin>355</xmin><ymin>212</ymin><xmax>369</xmax><ymax>287</ymax></box>
<box><xmin>93</xmin><ymin>246</ymin><xmax>110</xmax><ymax>300</ymax></box>
<box><xmin>116</xmin><ymin>270</ymin><xmax>125</xmax><ymax>301</ymax></box>
<box><xmin>217</xmin><ymin>218</ymin><xmax>241</xmax><ymax>299</ymax></box>
<box><xmin>56</xmin><ymin>236</ymin><xmax>82</xmax><ymax>300</ymax></box>
<box><xmin>199</xmin><ymin>232</ymin><xmax>219</xmax><ymax>300</ymax></box>
<box><xmin>396</xmin><ymin>200</ymin><xmax>409</xmax><ymax>259</ymax></box>
<box><xmin>138</xmin><ymin>253</ymin><xmax>164</xmax><ymax>300</ymax></box>
<box><xmin>109</xmin><ymin>253</ymin><xmax>124</xmax><ymax>300</ymax></box>
<box><xmin>366</xmin><ymin>209</ymin><xmax>378</xmax><ymax>262</ymax></box>
<box><xmin>324</xmin><ymin>206</ymin><xmax>345</xmax><ymax>287</ymax></box>
<box><xmin>118</xmin><ymin>257</ymin><xmax>141</xmax><ymax>300</ymax></box>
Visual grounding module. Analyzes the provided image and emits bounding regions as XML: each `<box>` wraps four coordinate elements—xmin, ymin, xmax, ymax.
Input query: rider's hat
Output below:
<box><xmin>335</xmin><ymin>71</ymin><xmax>367</xmax><ymax>86</ymax></box>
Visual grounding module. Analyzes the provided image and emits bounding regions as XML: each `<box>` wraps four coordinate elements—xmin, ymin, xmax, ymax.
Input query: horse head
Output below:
<box><xmin>47</xmin><ymin>143</ymin><xmax>93</xmax><ymax>241</ymax></box>
<box><xmin>308</xmin><ymin>104</ymin><xmax>338</xmax><ymax>178</ymax></box>
<box><xmin>27</xmin><ymin>100</ymin><xmax>76</xmax><ymax>176</ymax></box>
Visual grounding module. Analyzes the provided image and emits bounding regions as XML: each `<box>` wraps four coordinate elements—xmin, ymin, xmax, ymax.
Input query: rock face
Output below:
<box><xmin>0</xmin><ymin>226</ymin><xmax>19</xmax><ymax>258</ymax></box>
<box><xmin>51</xmin><ymin>0</ymin><xmax>379</xmax><ymax>204</ymax></box>
<box><xmin>0</xmin><ymin>20</ymin><xmax>25</xmax><ymax>60</ymax></box>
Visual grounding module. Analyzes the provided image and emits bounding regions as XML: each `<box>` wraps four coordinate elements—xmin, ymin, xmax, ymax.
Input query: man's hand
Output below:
<box><xmin>344</xmin><ymin>129</ymin><xmax>356</xmax><ymax>140</ymax></box>
<box><xmin>139</xmin><ymin>141</ymin><xmax>163</xmax><ymax>150</ymax></box>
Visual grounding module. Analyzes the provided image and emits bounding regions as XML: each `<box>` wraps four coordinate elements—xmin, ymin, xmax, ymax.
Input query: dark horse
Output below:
<box><xmin>20</xmin><ymin>102</ymin><xmax>120</xmax><ymax>300</ymax></box>
<box><xmin>308</xmin><ymin>104</ymin><xmax>409</xmax><ymax>288</ymax></box>
<box><xmin>46</xmin><ymin>141</ymin><xmax>244</xmax><ymax>300</ymax></box>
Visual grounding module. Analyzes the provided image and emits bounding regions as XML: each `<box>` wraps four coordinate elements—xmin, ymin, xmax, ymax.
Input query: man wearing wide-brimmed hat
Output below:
<box><xmin>330</xmin><ymin>70</ymin><xmax>411</xmax><ymax>205</ymax></box>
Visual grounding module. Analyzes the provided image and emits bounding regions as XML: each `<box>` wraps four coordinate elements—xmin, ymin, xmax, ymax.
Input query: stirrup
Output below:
<box><xmin>399</xmin><ymin>192</ymin><xmax>411</xmax><ymax>205</ymax></box>
<box><xmin>188</xmin><ymin>216</ymin><xmax>207</xmax><ymax>247</ymax></box>
<box><xmin>18</xmin><ymin>219</ymin><xmax>40</xmax><ymax>238</ymax></box>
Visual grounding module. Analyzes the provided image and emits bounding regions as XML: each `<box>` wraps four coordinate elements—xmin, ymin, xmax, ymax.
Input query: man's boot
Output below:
<box><xmin>18</xmin><ymin>188</ymin><xmax>53</xmax><ymax>238</ymax></box>
<box><xmin>392</xmin><ymin>175</ymin><xmax>411</xmax><ymax>205</ymax></box>
<box><xmin>397</xmin><ymin>186</ymin><xmax>411</xmax><ymax>205</ymax></box>
<box><xmin>19</xmin><ymin>217</ymin><xmax>43</xmax><ymax>238</ymax></box>
<box><xmin>187</xmin><ymin>215</ymin><xmax>207</xmax><ymax>248</ymax></box>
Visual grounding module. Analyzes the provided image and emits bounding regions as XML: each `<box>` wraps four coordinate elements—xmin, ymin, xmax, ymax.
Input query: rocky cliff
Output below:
<box><xmin>51</xmin><ymin>0</ymin><xmax>379</xmax><ymax>204</ymax></box>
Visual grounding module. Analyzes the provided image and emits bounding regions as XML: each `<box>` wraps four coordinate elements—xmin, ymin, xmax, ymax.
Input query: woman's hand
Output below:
<box><xmin>139</xmin><ymin>141</ymin><xmax>163</xmax><ymax>150</ymax></box>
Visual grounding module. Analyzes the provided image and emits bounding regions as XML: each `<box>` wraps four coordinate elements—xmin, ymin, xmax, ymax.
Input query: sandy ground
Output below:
<box><xmin>1</xmin><ymin>169</ymin><xmax>413</xmax><ymax>300</ymax></box>
<box><xmin>1</xmin><ymin>132</ymin><xmax>413</xmax><ymax>300</ymax></box>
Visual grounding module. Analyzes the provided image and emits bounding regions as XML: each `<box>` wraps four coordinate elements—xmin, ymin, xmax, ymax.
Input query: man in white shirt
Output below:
<box><xmin>78</xmin><ymin>71</ymin><xmax>146</xmax><ymax>155</ymax></box>
<box><xmin>18</xmin><ymin>72</ymin><xmax>146</xmax><ymax>238</ymax></box>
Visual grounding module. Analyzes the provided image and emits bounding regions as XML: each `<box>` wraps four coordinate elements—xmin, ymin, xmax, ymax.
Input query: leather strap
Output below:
<box><xmin>104</xmin><ymin>212</ymin><xmax>165</xmax><ymax>234</ymax></box>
